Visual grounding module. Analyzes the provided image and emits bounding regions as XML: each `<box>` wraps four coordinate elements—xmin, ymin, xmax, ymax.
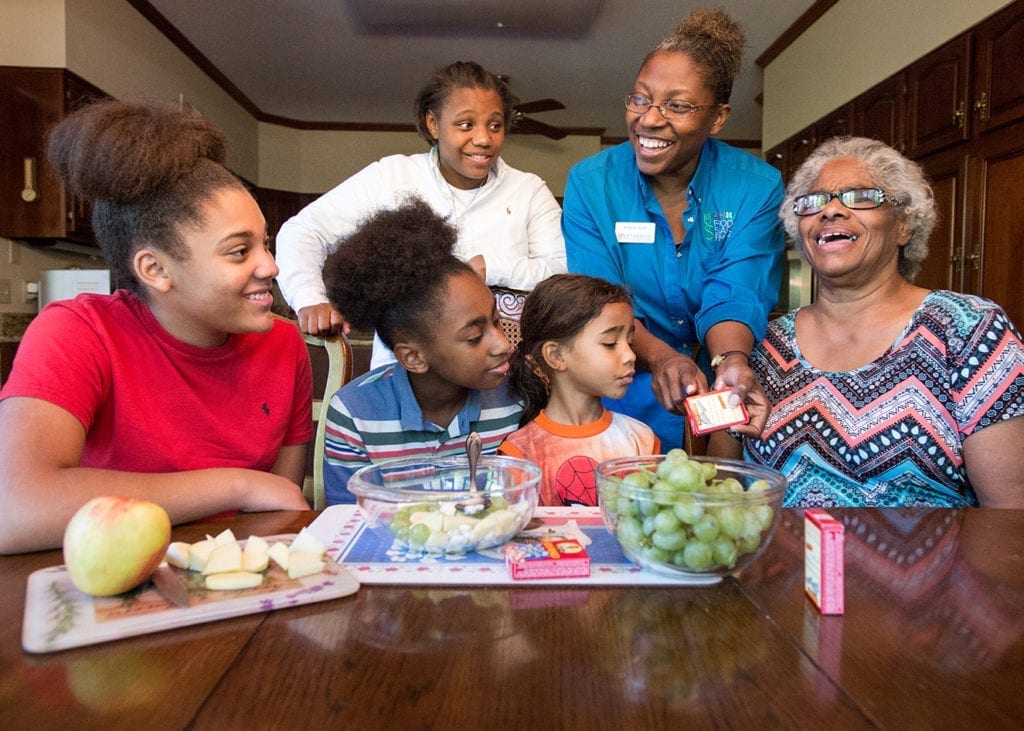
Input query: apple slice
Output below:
<box><xmin>212</xmin><ymin>528</ymin><xmax>237</xmax><ymax>546</ymax></box>
<box><xmin>289</xmin><ymin>528</ymin><xmax>326</xmax><ymax>557</ymax></box>
<box><xmin>202</xmin><ymin>542</ymin><xmax>243</xmax><ymax>575</ymax></box>
<box><xmin>287</xmin><ymin>550</ymin><xmax>325</xmax><ymax>579</ymax></box>
<box><xmin>205</xmin><ymin>571</ymin><xmax>264</xmax><ymax>591</ymax></box>
<box><xmin>188</xmin><ymin>538</ymin><xmax>217</xmax><ymax>572</ymax></box>
<box><xmin>267</xmin><ymin>541</ymin><xmax>290</xmax><ymax>570</ymax></box>
<box><xmin>164</xmin><ymin>541</ymin><xmax>191</xmax><ymax>569</ymax></box>
<box><xmin>244</xmin><ymin>534</ymin><xmax>269</xmax><ymax>555</ymax></box>
<box><xmin>241</xmin><ymin>535</ymin><xmax>270</xmax><ymax>572</ymax></box>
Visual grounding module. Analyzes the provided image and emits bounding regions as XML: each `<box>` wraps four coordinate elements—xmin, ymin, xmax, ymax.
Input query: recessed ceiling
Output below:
<box><xmin>142</xmin><ymin>0</ymin><xmax>819</xmax><ymax>141</ymax></box>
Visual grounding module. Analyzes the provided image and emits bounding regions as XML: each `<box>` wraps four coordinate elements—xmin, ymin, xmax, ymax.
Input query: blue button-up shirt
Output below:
<box><xmin>562</xmin><ymin>138</ymin><xmax>785</xmax><ymax>446</ymax></box>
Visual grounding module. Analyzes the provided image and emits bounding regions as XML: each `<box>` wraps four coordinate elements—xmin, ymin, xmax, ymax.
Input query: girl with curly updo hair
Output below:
<box><xmin>563</xmin><ymin>8</ymin><xmax>783</xmax><ymax>455</ymax></box>
<box><xmin>0</xmin><ymin>99</ymin><xmax>312</xmax><ymax>554</ymax></box>
<box><xmin>319</xmin><ymin>198</ymin><xmax>522</xmax><ymax>505</ymax></box>
<box><xmin>498</xmin><ymin>274</ymin><xmax>659</xmax><ymax>506</ymax></box>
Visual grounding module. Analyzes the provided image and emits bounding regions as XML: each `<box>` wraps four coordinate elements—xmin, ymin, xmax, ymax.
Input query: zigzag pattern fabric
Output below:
<box><xmin>744</xmin><ymin>291</ymin><xmax>1024</xmax><ymax>507</ymax></box>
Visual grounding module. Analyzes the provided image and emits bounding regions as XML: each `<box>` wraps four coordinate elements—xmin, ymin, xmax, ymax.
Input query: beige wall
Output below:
<box><xmin>762</xmin><ymin>0</ymin><xmax>1013</xmax><ymax>149</ymax></box>
<box><xmin>0</xmin><ymin>0</ymin><xmax>67</xmax><ymax>67</ymax></box>
<box><xmin>257</xmin><ymin>123</ymin><xmax>601</xmax><ymax>195</ymax></box>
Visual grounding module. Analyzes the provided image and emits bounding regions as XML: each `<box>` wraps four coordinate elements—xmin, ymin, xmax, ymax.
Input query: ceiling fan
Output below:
<box><xmin>499</xmin><ymin>76</ymin><xmax>568</xmax><ymax>140</ymax></box>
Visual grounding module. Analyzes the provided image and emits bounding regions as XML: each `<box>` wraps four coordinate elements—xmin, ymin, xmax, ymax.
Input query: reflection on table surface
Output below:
<box><xmin>740</xmin><ymin>508</ymin><xmax>1024</xmax><ymax>727</ymax></box>
<box><xmin>2</xmin><ymin>508</ymin><xmax>1023</xmax><ymax>727</ymax></box>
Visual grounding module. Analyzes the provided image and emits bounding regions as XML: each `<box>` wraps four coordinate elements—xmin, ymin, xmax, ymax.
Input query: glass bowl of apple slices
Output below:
<box><xmin>348</xmin><ymin>455</ymin><xmax>541</xmax><ymax>555</ymax></box>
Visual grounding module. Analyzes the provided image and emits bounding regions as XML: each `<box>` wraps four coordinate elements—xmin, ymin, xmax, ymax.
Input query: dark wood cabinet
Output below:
<box><xmin>972</xmin><ymin>1</ymin><xmax>1024</xmax><ymax>137</ymax></box>
<box><xmin>766</xmin><ymin>1</ymin><xmax>1024</xmax><ymax>328</ymax></box>
<box><xmin>856</xmin><ymin>73</ymin><xmax>907</xmax><ymax>151</ymax></box>
<box><xmin>966</xmin><ymin>122</ymin><xmax>1024</xmax><ymax>327</ymax></box>
<box><xmin>0</xmin><ymin>67</ymin><xmax>106</xmax><ymax>244</ymax></box>
<box><xmin>906</xmin><ymin>34</ymin><xmax>971</xmax><ymax>158</ymax></box>
<box><xmin>252</xmin><ymin>187</ymin><xmax>318</xmax><ymax>256</ymax></box>
<box><xmin>815</xmin><ymin>102</ymin><xmax>854</xmax><ymax>143</ymax></box>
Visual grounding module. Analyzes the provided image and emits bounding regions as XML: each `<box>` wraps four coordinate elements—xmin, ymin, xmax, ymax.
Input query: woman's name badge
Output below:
<box><xmin>615</xmin><ymin>222</ymin><xmax>656</xmax><ymax>244</ymax></box>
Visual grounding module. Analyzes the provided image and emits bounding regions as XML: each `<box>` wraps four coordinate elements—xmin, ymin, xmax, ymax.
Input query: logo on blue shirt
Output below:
<box><xmin>703</xmin><ymin>211</ymin><xmax>734</xmax><ymax>243</ymax></box>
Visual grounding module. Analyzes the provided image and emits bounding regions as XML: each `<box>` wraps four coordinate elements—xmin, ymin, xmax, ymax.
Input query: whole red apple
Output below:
<box><xmin>62</xmin><ymin>496</ymin><xmax>171</xmax><ymax>596</ymax></box>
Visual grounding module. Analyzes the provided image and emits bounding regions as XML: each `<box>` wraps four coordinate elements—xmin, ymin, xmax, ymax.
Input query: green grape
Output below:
<box><xmin>753</xmin><ymin>504</ymin><xmax>774</xmax><ymax>531</ymax></box>
<box><xmin>666</xmin><ymin>461</ymin><xmax>703</xmax><ymax>492</ymax></box>
<box><xmin>641</xmin><ymin>545</ymin><xmax>671</xmax><ymax>564</ymax></box>
<box><xmin>717</xmin><ymin>506</ymin><xmax>745</xmax><ymax>538</ymax></box>
<box><xmin>665</xmin><ymin>448</ymin><xmax>689</xmax><ymax>463</ymax></box>
<box><xmin>638</xmin><ymin>498</ymin><xmax>660</xmax><ymax>518</ymax></box>
<box><xmin>653</xmin><ymin>507</ymin><xmax>682</xmax><ymax>534</ymax></box>
<box><xmin>712</xmin><ymin>536</ymin><xmax>738</xmax><ymax>568</ymax></box>
<box><xmin>616</xmin><ymin>495</ymin><xmax>637</xmax><ymax>517</ymax></box>
<box><xmin>682</xmin><ymin>540</ymin><xmax>714</xmax><ymax>570</ymax></box>
<box><xmin>655</xmin><ymin>458</ymin><xmax>676</xmax><ymax>479</ymax></box>
<box><xmin>408</xmin><ymin>522</ymin><xmax>431</xmax><ymax>545</ymax></box>
<box><xmin>719</xmin><ymin>477</ymin><xmax>744</xmax><ymax>494</ymax></box>
<box><xmin>692</xmin><ymin>513</ymin><xmax>720</xmax><ymax>542</ymax></box>
<box><xmin>623</xmin><ymin>470</ymin><xmax>652</xmax><ymax>488</ymax></box>
<box><xmin>651</xmin><ymin>478</ymin><xmax>675</xmax><ymax>494</ymax></box>
<box><xmin>642</xmin><ymin>515</ymin><xmax>658</xmax><ymax>536</ymax></box>
<box><xmin>672</xmin><ymin>497</ymin><xmax>704</xmax><ymax>524</ymax></box>
<box><xmin>652</xmin><ymin>529</ymin><xmax>687</xmax><ymax>552</ymax></box>
<box><xmin>741</xmin><ymin>510</ymin><xmax>763</xmax><ymax>542</ymax></box>
<box><xmin>737</xmin><ymin>532</ymin><xmax>762</xmax><ymax>555</ymax></box>
<box><xmin>749</xmin><ymin>479</ymin><xmax>771</xmax><ymax>492</ymax></box>
<box><xmin>617</xmin><ymin>516</ymin><xmax>645</xmax><ymax>549</ymax></box>
<box><xmin>700</xmin><ymin>462</ymin><xmax>717</xmax><ymax>482</ymax></box>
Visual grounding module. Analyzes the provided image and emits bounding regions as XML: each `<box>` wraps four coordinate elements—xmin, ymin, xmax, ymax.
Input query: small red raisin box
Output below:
<box><xmin>684</xmin><ymin>388</ymin><xmax>749</xmax><ymax>435</ymax></box>
<box><xmin>804</xmin><ymin>509</ymin><xmax>845</xmax><ymax>614</ymax></box>
<box><xmin>504</xmin><ymin>539</ymin><xmax>590</xmax><ymax>580</ymax></box>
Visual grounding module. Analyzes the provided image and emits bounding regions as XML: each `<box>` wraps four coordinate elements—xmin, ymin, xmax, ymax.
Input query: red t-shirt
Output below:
<box><xmin>1</xmin><ymin>291</ymin><xmax>312</xmax><ymax>473</ymax></box>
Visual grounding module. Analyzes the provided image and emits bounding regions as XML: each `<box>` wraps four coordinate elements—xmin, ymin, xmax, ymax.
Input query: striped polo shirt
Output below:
<box><xmin>323</xmin><ymin>364</ymin><xmax>523</xmax><ymax>505</ymax></box>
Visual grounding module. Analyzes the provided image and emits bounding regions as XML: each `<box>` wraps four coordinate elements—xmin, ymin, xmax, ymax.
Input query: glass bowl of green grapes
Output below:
<box><xmin>596</xmin><ymin>450</ymin><xmax>787</xmax><ymax>583</ymax></box>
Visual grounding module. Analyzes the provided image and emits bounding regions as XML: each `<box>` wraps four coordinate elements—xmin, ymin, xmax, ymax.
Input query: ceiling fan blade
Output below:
<box><xmin>513</xmin><ymin>98</ymin><xmax>566</xmax><ymax>114</ymax></box>
<box><xmin>512</xmin><ymin>115</ymin><xmax>568</xmax><ymax>140</ymax></box>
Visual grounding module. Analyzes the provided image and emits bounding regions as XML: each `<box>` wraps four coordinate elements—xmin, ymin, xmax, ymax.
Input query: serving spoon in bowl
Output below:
<box><xmin>455</xmin><ymin>432</ymin><xmax>489</xmax><ymax>515</ymax></box>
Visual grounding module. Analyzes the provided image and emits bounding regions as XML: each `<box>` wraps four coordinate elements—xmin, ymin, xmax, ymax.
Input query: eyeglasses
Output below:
<box><xmin>792</xmin><ymin>187</ymin><xmax>905</xmax><ymax>216</ymax></box>
<box><xmin>624</xmin><ymin>93</ymin><xmax>720</xmax><ymax>119</ymax></box>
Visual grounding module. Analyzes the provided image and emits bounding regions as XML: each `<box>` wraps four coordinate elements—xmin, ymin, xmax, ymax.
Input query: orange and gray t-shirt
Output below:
<box><xmin>499</xmin><ymin>409</ymin><xmax>660</xmax><ymax>507</ymax></box>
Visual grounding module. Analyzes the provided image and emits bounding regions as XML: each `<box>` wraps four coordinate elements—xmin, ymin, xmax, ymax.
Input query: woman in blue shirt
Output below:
<box><xmin>562</xmin><ymin>8</ymin><xmax>784</xmax><ymax>450</ymax></box>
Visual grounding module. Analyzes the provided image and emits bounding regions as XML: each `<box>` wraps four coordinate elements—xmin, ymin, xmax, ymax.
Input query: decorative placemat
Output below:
<box><xmin>308</xmin><ymin>506</ymin><xmax>715</xmax><ymax>586</ymax></box>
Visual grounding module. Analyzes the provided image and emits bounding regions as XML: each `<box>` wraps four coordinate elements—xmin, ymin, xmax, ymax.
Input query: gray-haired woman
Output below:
<box><xmin>743</xmin><ymin>136</ymin><xmax>1024</xmax><ymax>507</ymax></box>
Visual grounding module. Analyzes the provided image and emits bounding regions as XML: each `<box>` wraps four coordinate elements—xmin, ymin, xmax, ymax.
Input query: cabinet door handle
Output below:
<box><xmin>21</xmin><ymin>158</ymin><xmax>39</xmax><ymax>203</ymax></box>
<box><xmin>966</xmin><ymin>249</ymin><xmax>981</xmax><ymax>270</ymax></box>
<box><xmin>953</xmin><ymin>101</ymin><xmax>966</xmax><ymax>129</ymax></box>
<box><xmin>974</xmin><ymin>92</ymin><xmax>989</xmax><ymax>121</ymax></box>
<box><xmin>950</xmin><ymin>253</ymin><xmax>963</xmax><ymax>269</ymax></box>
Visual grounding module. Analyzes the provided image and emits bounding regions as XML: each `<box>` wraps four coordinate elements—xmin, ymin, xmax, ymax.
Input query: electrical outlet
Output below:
<box><xmin>0</xmin><ymin>278</ymin><xmax>12</xmax><ymax>304</ymax></box>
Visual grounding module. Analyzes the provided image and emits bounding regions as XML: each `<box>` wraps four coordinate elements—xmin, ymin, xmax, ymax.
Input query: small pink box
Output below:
<box><xmin>504</xmin><ymin>539</ymin><xmax>590</xmax><ymax>580</ymax></box>
<box><xmin>804</xmin><ymin>509</ymin><xmax>844</xmax><ymax>614</ymax></box>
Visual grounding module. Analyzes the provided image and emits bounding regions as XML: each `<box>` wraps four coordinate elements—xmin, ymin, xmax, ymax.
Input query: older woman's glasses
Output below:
<box><xmin>793</xmin><ymin>187</ymin><xmax>905</xmax><ymax>216</ymax></box>
<box><xmin>624</xmin><ymin>93</ymin><xmax>720</xmax><ymax>119</ymax></box>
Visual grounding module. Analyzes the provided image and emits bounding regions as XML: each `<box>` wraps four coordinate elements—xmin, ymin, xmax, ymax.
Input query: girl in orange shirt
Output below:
<box><xmin>499</xmin><ymin>274</ymin><xmax>660</xmax><ymax>505</ymax></box>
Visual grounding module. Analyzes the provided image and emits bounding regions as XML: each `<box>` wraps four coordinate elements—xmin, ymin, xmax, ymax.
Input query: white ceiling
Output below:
<box><xmin>143</xmin><ymin>0</ymin><xmax>818</xmax><ymax>142</ymax></box>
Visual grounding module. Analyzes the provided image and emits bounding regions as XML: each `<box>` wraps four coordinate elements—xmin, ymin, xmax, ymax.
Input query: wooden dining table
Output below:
<box><xmin>2</xmin><ymin>507</ymin><xmax>1022</xmax><ymax>728</ymax></box>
